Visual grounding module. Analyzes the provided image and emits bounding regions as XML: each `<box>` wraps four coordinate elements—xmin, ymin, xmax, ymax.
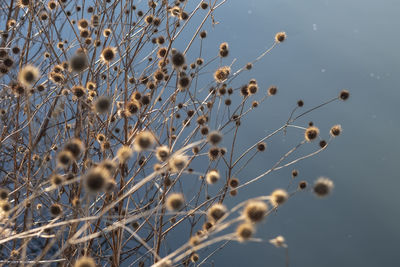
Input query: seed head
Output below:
<box><xmin>0</xmin><ymin>188</ymin><xmax>9</xmax><ymax>200</ymax></box>
<box><xmin>270</xmin><ymin>189</ymin><xmax>289</xmax><ymax>206</ymax></box>
<box><xmin>69</xmin><ymin>53</ymin><xmax>88</xmax><ymax>73</ymax></box>
<box><xmin>74</xmin><ymin>256</ymin><xmax>96</xmax><ymax>267</ymax></box>
<box><xmin>313</xmin><ymin>177</ymin><xmax>334</xmax><ymax>197</ymax></box>
<box><xmin>84</xmin><ymin>167</ymin><xmax>110</xmax><ymax>193</ymax></box>
<box><xmin>206</xmin><ymin>169</ymin><xmax>220</xmax><ymax>185</ymax></box>
<box><xmin>171</xmin><ymin>51</ymin><xmax>186</xmax><ymax>68</ymax></box>
<box><xmin>134</xmin><ymin>131</ymin><xmax>155</xmax><ymax>151</ymax></box>
<box><xmin>236</xmin><ymin>222</ymin><xmax>254</xmax><ymax>242</ymax></box>
<box><xmin>168</xmin><ymin>153</ymin><xmax>188</xmax><ymax>173</ymax></box>
<box><xmin>166</xmin><ymin>193</ymin><xmax>185</xmax><ymax>211</ymax></box>
<box><xmin>156</xmin><ymin>146</ymin><xmax>170</xmax><ymax>162</ymax></box>
<box><xmin>243</xmin><ymin>200</ymin><xmax>268</xmax><ymax>223</ymax></box>
<box><xmin>207</xmin><ymin>131</ymin><xmax>223</xmax><ymax>145</ymax></box>
<box><xmin>116</xmin><ymin>145</ymin><xmax>133</xmax><ymax>162</ymax></box>
<box><xmin>56</xmin><ymin>150</ymin><xmax>73</xmax><ymax>168</ymax></box>
<box><xmin>275</xmin><ymin>32</ymin><xmax>287</xmax><ymax>43</ymax></box>
<box><xmin>64</xmin><ymin>138</ymin><xmax>84</xmax><ymax>159</ymax></box>
<box><xmin>339</xmin><ymin>89</ymin><xmax>350</xmax><ymax>101</ymax></box>
<box><xmin>305</xmin><ymin>126</ymin><xmax>319</xmax><ymax>142</ymax></box>
<box><xmin>228</xmin><ymin>177</ymin><xmax>239</xmax><ymax>188</ymax></box>
<box><xmin>50</xmin><ymin>174</ymin><xmax>63</xmax><ymax>186</ymax></box>
<box><xmin>214</xmin><ymin>66</ymin><xmax>230</xmax><ymax>83</ymax></box>
<box><xmin>101</xmin><ymin>47</ymin><xmax>117</xmax><ymax>63</ymax></box>
<box><xmin>18</xmin><ymin>65</ymin><xmax>40</xmax><ymax>87</ymax></box>
<box><xmin>330</xmin><ymin>124</ymin><xmax>342</xmax><ymax>137</ymax></box>
<box><xmin>207</xmin><ymin>203</ymin><xmax>227</xmax><ymax>222</ymax></box>
<box><xmin>50</xmin><ymin>203</ymin><xmax>62</xmax><ymax>216</ymax></box>
<box><xmin>94</xmin><ymin>96</ymin><xmax>111</xmax><ymax>113</ymax></box>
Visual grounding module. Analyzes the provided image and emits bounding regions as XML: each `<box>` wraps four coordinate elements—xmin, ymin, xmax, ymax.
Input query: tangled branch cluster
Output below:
<box><xmin>0</xmin><ymin>0</ymin><xmax>349</xmax><ymax>266</ymax></box>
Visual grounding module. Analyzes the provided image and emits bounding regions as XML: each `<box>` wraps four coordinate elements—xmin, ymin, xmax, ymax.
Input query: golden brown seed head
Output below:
<box><xmin>243</xmin><ymin>200</ymin><xmax>268</xmax><ymax>223</ymax></box>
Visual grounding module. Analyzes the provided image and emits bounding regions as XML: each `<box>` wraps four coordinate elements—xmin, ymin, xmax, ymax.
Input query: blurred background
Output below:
<box><xmin>191</xmin><ymin>0</ymin><xmax>400</xmax><ymax>266</ymax></box>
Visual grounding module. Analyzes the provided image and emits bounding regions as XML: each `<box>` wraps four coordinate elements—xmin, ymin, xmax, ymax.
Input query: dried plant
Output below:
<box><xmin>0</xmin><ymin>0</ymin><xmax>349</xmax><ymax>266</ymax></box>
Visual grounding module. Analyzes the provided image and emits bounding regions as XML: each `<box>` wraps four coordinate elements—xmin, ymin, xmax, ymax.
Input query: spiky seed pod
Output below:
<box><xmin>116</xmin><ymin>146</ymin><xmax>133</xmax><ymax>163</ymax></box>
<box><xmin>50</xmin><ymin>174</ymin><xmax>63</xmax><ymax>186</ymax></box>
<box><xmin>56</xmin><ymin>150</ymin><xmax>73</xmax><ymax>168</ymax></box>
<box><xmin>305</xmin><ymin>126</ymin><xmax>320</xmax><ymax>142</ymax></box>
<box><xmin>330</xmin><ymin>124</ymin><xmax>342</xmax><ymax>137</ymax></box>
<box><xmin>248</xmin><ymin>84</ymin><xmax>258</xmax><ymax>95</ymax></box>
<box><xmin>208</xmin><ymin>147</ymin><xmax>220</xmax><ymax>161</ymax></box>
<box><xmin>214</xmin><ymin>66</ymin><xmax>230</xmax><ymax>83</ymax></box>
<box><xmin>207</xmin><ymin>203</ymin><xmax>227</xmax><ymax>222</ymax></box>
<box><xmin>50</xmin><ymin>203</ymin><xmax>62</xmax><ymax>216</ymax></box>
<box><xmin>78</xmin><ymin>19</ymin><xmax>89</xmax><ymax>30</ymax></box>
<box><xmin>69</xmin><ymin>53</ymin><xmax>88</xmax><ymax>73</ymax></box>
<box><xmin>228</xmin><ymin>177</ymin><xmax>239</xmax><ymax>188</ymax></box>
<box><xmin>319</xmin><ymin>140</ymin><xmax>327</xmax><ymax>148</ymax></box>
<box><xmin>268</xmin><ymin>85</ymin><xmax>277</xmax><ymax>95</ymax></box>
<box><xmin>166</xmin><ymin>193</ymin><xmax>184</xmax><ymax>211</ymax></box>
<box><xmin>72</xmin><ymin>85</ymin><xmax>86</xmax><ymax>98</ymax></box>
<box><xmin>74</xmin><ymin>256</ymin><xmax>96</xmax><ymax>267</ymax></box>
<box><xmin>339</xmin><ymin>89</ymin><xmax>350</xmax><ymax>101</ymax></box>
<box><xmin>243</xmin><ymin>200</ymin><xmax>268</xmax><ymax>223</ymax></box>
<box><xmin>64</xmin><ymin>139</ymin><xmax>84</xmax><ymax>159</ymax></box>
<box><xmin>18</xmin><ymin>65</ymin><xmax>40</xmax><ymax>87</ymax></box>
<box><xmin>236</xmin><ymin>222</ymin><xmax>254</xmax><ymax>242</ymax></box>
<box><xmin>178</xmin><ymin>75</ymin><xmax>190</xmax><ymax>90</ymax></box>
<box><xmin>1</xmin><ymin>201</ymin><xmax>11</xmax><ymax>213</ymax></box>
<box><xmin>100</xmin><ymin>47</ymin><xmax>117</xmax><ymax>63</ymax></box>
<box><xmin>94</xmin><ymin>96</ymin><xmax>111</xmax><ymax>113</ymax></box>
<box><xmin>103</xmin><ymin>28</ymin><xmax>112</xmax><ymax>37</ymax></box>
<box><xmin>207</xmin><ymin>131</ymin><xmax>222</xmax><ymax>145</ymax></box>
<box><xmin>270</xmin><ymin>189</ymin><xmax>289</xmax><ymax>206</ymax></box>
<box><xmin>0</xmin><ymin>188</ymin><xmax>9</xmax><ymax>200</ymax></box>
<box><xmin>275</xmin><ymin>32</ymin><xmax>287</xmax><ymax>43</ymax></box>
<box><xmin>134</xmin><ymin>131</ymin><xmax>155</xmax><ymax>151</ymax></box>
<box><xmin>168</xmin><ymin>153</ymin><xmax>188</xmax><ymax>173</ymax></box>
<box><xmin>156</xmin><ymin>146</ymin><xmax>170</xmax><ymax>162</ymax></box>
<box><xmin>313</xmin><ymin>177</ymin><xmax>334</xmax><ymax>197</ymax></box>
<box><xmin>206</xmin><ymin>169</ymin><xmax>220</xmax><ymax>185</ymax></box>
<box><xmin>126</xmin><ymin>100</ymin><xmax>141</xmax><ymax>115</ymax></box>
<box><xmin>200</xmin><ymin>1</ymin><xmax>208</xmax><ymax>9</ymax></box>
<box><xmin>100</xmin><ymin>159</ymin><xmax>117</xmax><ymax>173</ymax></box>
<box><xmin>171</xmin><ymin>51</ymin><xmax>185</xmax><ymax>68</ymax></box>
<box><xmin>299</xmin><ymin>181</ymin><xmax>307</xmax><ymax>189</ymax></box>
<box><xmin>84</xmin><ymin>167</ymin><xmax>110</xmax><ymax>193</ymax></box>
<box><xmin>257</xmin><ymin>142</ymin><xmax>266</xmax><ymax>151</ymax></box>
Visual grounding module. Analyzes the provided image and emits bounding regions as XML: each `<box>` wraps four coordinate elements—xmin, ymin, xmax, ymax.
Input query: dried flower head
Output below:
<box><xmin>18</xmin><ymin>65</ymin><xmax>40</xmax><ymax>87</ymax></box>
<box><xmin>207</xmin><ymin>203</ymin><xmax>227</xmax><ymax>222</ymax></box>
<box><xmin>116</xmin><ymin>146</ymin><xmax>133</xmax><ymax>163</ymax></box>
<box><xmin>214</xmin><ymin>66</ymin><xmax>230</xmax><ymax>83</ymax></box>
<box><xmin>101</xmin><ymin>47</ymin><xmax>117</xmax><ymax>63</ymax></box>
<box><xmin>330</xmin><ymin>124</ymin><xmax>342</xmax><ymax>137</ymax></box>
<box><xmin>94</xmin><ymin>96</ymin><xmax>111</xmax><ymax>114</ymax></box>
<box><xmin>275</xmin><ymin>32</ymin><xmax>287</xmax><ymax>43</ymax></box>
<box><xmin>243</xmin><ymin>200</ymin><xmax>268</xmax><ymax>223</ymax></box>
<box><xmin>166</xmin><ymin>193</ymin><xmax>185</xmax><ymax>211</ymax></box>
<box><xmin>84</xmin><ymin>167</ymin><xmax>111</xmax><ymax>194</ymax></box>
<box><xmin>134</xmin><ymin>131</ymin><xmax>155</xmax><ymax>151</ymax></box>
<box><xmin>236</xmin><ymin>222</ymin><xmax>254</xmax><ymax>242</ymax></box>
<box><xmin>305</xmin><ymin>126</ymin><xmax>319</xmax><ymax>142</ymax></box>
<box><xmin>206</xmin><ymin>169</ymin><xmax>220</xmax><ymax>185</ymax></box>
<box><xmin>207</xmin><ymin>131</ymin><xmax>223</xmax><ymax>145</ymax></box>
<box><xmin>156</xmin><ymin>146</ymin><xmax>170</xmax><ymax>162</ymax></box>
<box><xmin>270</xmin><ymin>189</ymin><xmax>289</xmax><ymax>206</ymax></box>
<box><xmin>313</xmin><ymin>177</ymin><xmax>334</xmax><ymax>197</ymax></box>
<box><xmin>74</xmin><ymin>256</ymin><xmax>96</xmax><ymax>267</ymax></box>
<box><xmin>64</xmin><ymin>139</ymin><xmax>84</xmax><ymax>159</ymax></box>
